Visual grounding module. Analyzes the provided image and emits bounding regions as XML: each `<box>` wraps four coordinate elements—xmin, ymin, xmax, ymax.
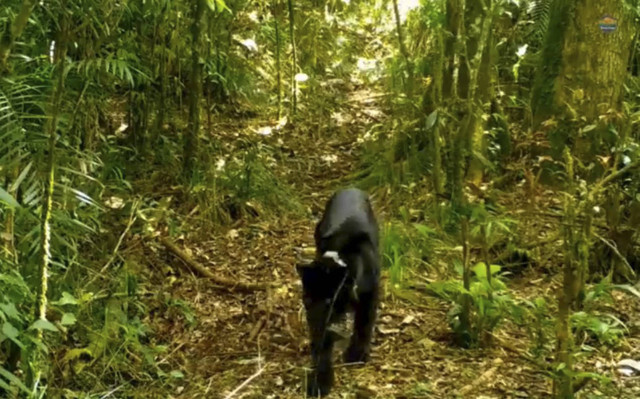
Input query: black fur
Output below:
<box><xmin>297</xmin><ymin>188</ymin><xmax>380</xmax><ymax>397</ymax></box>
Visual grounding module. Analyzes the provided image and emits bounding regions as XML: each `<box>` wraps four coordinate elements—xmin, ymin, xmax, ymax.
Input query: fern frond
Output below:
<box><xmin>525</xmin><ymin>0</ymin><xmax>552</xmax><ymax>49</ymax></box>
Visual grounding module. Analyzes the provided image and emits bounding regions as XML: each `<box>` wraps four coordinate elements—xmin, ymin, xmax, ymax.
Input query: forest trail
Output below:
<box><xmin>149</xmin><ymin>91</ymin><xmax>640</xmax><ymax>399</ymax></box>
<box><xmin>151</xmin><ymin>87</ymin><xmax>557</xmax><ymax>399</ymax></box>
<box><xmin>155</xmin><ymin>86</ymin><xmax>405</xmax><ymax>398</ymax></box>
<box><xmin>5</xmin><ymin>2</ymin><xmax>640</xmax><ymax>398</ymax></box>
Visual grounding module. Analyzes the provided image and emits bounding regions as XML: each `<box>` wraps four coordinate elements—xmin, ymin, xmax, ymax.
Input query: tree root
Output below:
<box><xmin>160</xmin><ymin>237</ymin><xmax>271</xmax><ymax>292</ymax></box>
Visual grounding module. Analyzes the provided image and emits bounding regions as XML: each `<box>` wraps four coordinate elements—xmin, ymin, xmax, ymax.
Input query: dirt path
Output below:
<box><xmin>152</xmin><ymin>88</ymin><xmax>392</xmax><ymax>398</ymax></box>
<box><xmin>148</xmin><ymin>88</ymin><xmax>640</xmax><ymax>398</ymax></box>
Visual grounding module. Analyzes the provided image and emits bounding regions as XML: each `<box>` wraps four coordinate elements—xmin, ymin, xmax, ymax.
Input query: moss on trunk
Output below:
<box><xmin>531</xmin><ymin>0</ymin><xmax>575</xmax><ymax>125</ymax></box>
<box><xmin>556</xmin><ymin>0</ymin><xmax>633</xmax><ymax>120</ymax></box>
<box><xmin>533</xmin><ymin>0</ymin><xmax>633</xmax><ymax>125</ymax></box>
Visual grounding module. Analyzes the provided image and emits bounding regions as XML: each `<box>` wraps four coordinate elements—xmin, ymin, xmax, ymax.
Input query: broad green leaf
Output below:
<box><xmin>426</xmin><ymin>110</ymin><xmax>438</xmax><ymax>130</ymax></box>
<box><xmin>61</xmin><ymin>313</ymin><xmax>77</xmax><ymax>326</ymax></box>
<box><xmin>0</xmin><ymin>376</ymin><xmax>11</xmax><ymax>392</ymax></box>
<box><xmin>0</xmin><ymin>303</ymin><xmax>20</xmax><ymax>320</ymax></box>
<box><xmin>2</xmin><ymin>322</ymin><xmax>19</xmax><ymax>339</ymax></box>
<box><xmin>0</xmin><ymin>187</ymin><xmax>19</xmax><ymax>208</ymax></box>
<box><xmin>30</xmin><ymin>319</ymin><xmax>58</xmax><ymax>332</ymax></box>
<box><xmin>0</xmin><ymin>367</ymin><xmax>29</xmax><ymax>393</ymax></box>
<box><xmin>56</xmin><ymin>292</ymin><xmax>79</xmax><ymax>306</ymax></box>
<box><xmin>207</xmin><ymin>0</ymin><xmax>229</xmax><ymax>13</ymax></box>
<box><xmin>169</xmin><ymin>370</ymin><xmax>185</xmax><ymax>379</ymax></box>
<box><xmin>472</xmin><ymin>262</ymin><xmax>501</xmax><ymax>278</ymax></box>
<box><xmin>413</xmin><ymin>223</ymin><xmax>436</xmax><ymax>237</ymax></box>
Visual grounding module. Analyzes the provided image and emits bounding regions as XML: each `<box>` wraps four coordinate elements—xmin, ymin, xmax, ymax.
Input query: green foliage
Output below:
<box><xmin>525</xmin><ymin>0</ymin><xmax>552</xmax><ymax>50</ymax></box>
<box><xmin>426</xmin><ymin>263</ymin><xmax>521</xmax><ymax>347</ymax></box>
<box><xmin>381</xmin><ymin>220</ymin><xmax>438</xmax><ymax>288</ymax></box>
<box><xmin>569</xmin><ymin>278</ymin><xmax>639</xmax><ymax>347</ymax></box>
<box><xmin>522</xmin><ymin>297</ymin><xmax>553</xmax><ymax>355</ymax></box>
<box><xmin>190</xmin><ymin>140</ymin><xmax>302</xmax><ymax>225</ymax></box>
<box><xmin>570</xmin><ymin>311</ymin><xmax>626</xmax><ymax>347</ymax></box>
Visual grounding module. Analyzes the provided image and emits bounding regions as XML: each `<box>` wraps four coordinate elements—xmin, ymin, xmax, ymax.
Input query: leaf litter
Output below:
<box><xmin>139</xmin><ymin>89</ymin><xmax>640</xmax><ymax>399</ymax></box>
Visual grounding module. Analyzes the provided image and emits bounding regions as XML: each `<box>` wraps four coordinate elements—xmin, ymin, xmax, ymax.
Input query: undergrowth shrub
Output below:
<box><xmin>381</xmin><ymin>221</ymin><xmax>438</xmax><ymax>289</ymax></box>
<box><xmin>191</xmin><ymin>140</ymin><xmax>303</xmax><ymax>225</ymax></box>
<box><xmin>522</xmin><ymin>297</ymin><xmax>553</xmax><ymax>356</ymax></box>
<box><xmin>426</xmin><ymin>263</ymin><xmax>522</xmax><ymax>347</ymax></box>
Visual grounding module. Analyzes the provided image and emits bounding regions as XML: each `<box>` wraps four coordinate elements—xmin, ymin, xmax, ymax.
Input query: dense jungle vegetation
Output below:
<box><xmin>2</xmin><ymin>0</ymin><xmax>640</xmax><ymax>397</ymax></box>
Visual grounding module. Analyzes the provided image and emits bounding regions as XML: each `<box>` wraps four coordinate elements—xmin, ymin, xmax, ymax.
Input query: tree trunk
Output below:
<box><xmin>442</xmin><ymin>0</ymin><xmax>463</xmax><ymax>99</ymax></box>
<box><xmin>423</xmin><ymin>29</ymin><xmax>444</xmax><ymax>195</ymax></box>
<box><xmin>3</xmin><ymin>166</ymin><xmax>18</xmax><ymax>262</ymax></box>
<box><xmin>465</xmin><ymin>2</ymin><xmax>494</xmax><ymax>185</ymax></box>
<box><xmin>457</xmin><ymin>0</ymin><xmax>483</xmax><ymax>99</ymax></box>
<box><xmin>532</xmin><ymin>0</ymin><xmax>633</xmax><ymax>125</ymax></box>
<box><xmin>155</xmin><ymin>15</ymin><xmax>168</xmax><ymax>136</ymax></box>
<box><xmin>36</xmin><ymin>17</ymin><xmax>68</xmax><ymax>334</ymax></box>
<box><xmin>458</xmin><ymin>217</ymin><xmax>472</xmax><ymax>348</ymax></box>
<box><xmin>531</xmin><ymin>0</ymin><xmax>574</xmax><ymax>125</ymax></box>
<box><xmin>287</xmin><ymin>0</ymin><xmax>298</xmax><ymax>115</ymax></box>
<box><xmin>553</xmin><ymin>147</ymin><xmax>591</xmax><ymax>399</ymax></box>
<box><xmin>556</xmin><ymin>0</ymin><xmax>633</xmax><ymax>120</ymax></box>
<box><xmin>183</xmin><ymin>0</ymin><xmax>206</xmax><ymax>176</ymax></box>
<box><xmin>272</xmin><ymin>0</ymin><xmax>282</xmax><ymax>119</ymax></box>
<box><xmin>392</xmin><ymin>0</ymin><xmax>414</xmax><ymax>96</ymax></box>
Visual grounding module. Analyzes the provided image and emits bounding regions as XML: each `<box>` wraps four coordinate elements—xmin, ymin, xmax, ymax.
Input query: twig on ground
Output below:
<box><xmin>86</xmin><ymin>200</ymin><xmax>139</xmax><ymax>287</ymax></box>
<box><xmin>157</xmin><ymin>342</ymin><xmax>186</xmax><ymax>365</ymax></box>
<box><xmin>99</xmin><ymin>384</ymin><xmax>124</xmax><ymax>399</ymax></box>
<box><xmin>457</xmin><ymin>363</ymin><xmax>500</xmax><ymax>396</ymax></box>
<box><xmin>160</xmin><ymin>237</ymin><xmax>271</xmax><ymax>292</ymax></box>
<box><xmin>101</xmin><ymin>200</ymin><xmax>139</xmax><ymax>274</ymax></box>
<box><xmin>249</xmin><ymin>316</ymin><xmax>267</xmax><ymax>341</ymax></box>
<box><xmin>223</xmin><ymin>364</ymin><xmax>267</xmax><ymax>399</ymax></box>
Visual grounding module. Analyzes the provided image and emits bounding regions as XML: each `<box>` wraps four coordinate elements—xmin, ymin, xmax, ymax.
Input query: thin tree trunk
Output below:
<box><xmin>273</xmin><ymin>0</ymin><xmax>282</xmax><ymax>119</ymax></box>
<box><xmin>287</xmin><ymin>0</ymin><xmax>297</xmax><ymax>115</ymax></box>
<box><xmin>183</xmin><ymin>0</ymin><xmax>206</xmax><ymax>176</ymax></box>
<box><xmin>457</xmin><ymin>0</ymin><xmax>483</xmax><ymax>99</ymax></box>
<box><xmin>36</xmin><ymin>19</ymin><xmax>68</xmax><ymax>333</ymax></box>
<box><xmin>459</xmin><ymin>217</ymin><xmax>472</xmax><ymax>347</ymax></box>
<box><xmin>212</xmin><ymin>0</ymin><xmax>225</xmax><ymax>103</ymax></box>
<box><xmin>0</xmin><ymin>0</ymin><xmax>38</xmax><ymax>67</ymax></box>
<box><xmin>424</xmin><ymin>30</ymin><xmax>444</xmax><ymax>194</ymax></box>
<box><xmin>155</xmin><ymin>8</ymin><xmax>168</xmax><ymax>137</ymax></box>
<box><xmin>443</xmin><ymin>0</ymin><xmax>463</xmax><ymax>99</ymax></box>
<box><xmin>482</xmin><ymin>226</ymin><xmax>492</xmax><ymax>293</ymax></box>
<box><xmin>392</xmin><ymin>0</ymin><xmax>414</xmax><ymax>96</ymax></box>
<box><xmin>206</xmin><ymin>11</ymin><xmax>213</xmax><ymax>132</ymax></box>
<box><xmin>431</xmin><ymin>122</ymin><xmax>444</xmax><ymax>195</ymax></box>
<box><xmin>3</xmin><ymin>166</ymin><xmax>18</xmax><ymax>262</ymax></box>
<box><xmin>466</xmin><ymin>0</ymin><xmax>494</xmax><ymax>185</ymax></box>
<box><xmin>554</xmin><ymin>147</ymin><xmax>579</xmax><ymax>398</ymax></box>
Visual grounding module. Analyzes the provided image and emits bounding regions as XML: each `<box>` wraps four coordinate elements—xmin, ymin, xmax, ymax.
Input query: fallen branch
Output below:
<box><xmin>457</xmin><ymin>363</ymin><xmax>501</xmax><ymax>396</ymax></box>
<box><xmin>223</xmin><ymin>364</ymin><xmax>267</xmax><ymax>399</ymax></box>
<box><xmin>100</xmin><ymin>200</ymin><xmax>139</xmax><ymax>274</ymax></box>
<box><xmin>160</xmin><ymin>237</ymin><xmax>270</xmax><ymax>292</ymax></box>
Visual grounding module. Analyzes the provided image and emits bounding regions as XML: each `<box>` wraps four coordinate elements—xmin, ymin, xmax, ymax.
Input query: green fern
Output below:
<box><xmin>526</xmin><ymin>0</ymin><xmax>553</xmax><ymax>49</ymax></box>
